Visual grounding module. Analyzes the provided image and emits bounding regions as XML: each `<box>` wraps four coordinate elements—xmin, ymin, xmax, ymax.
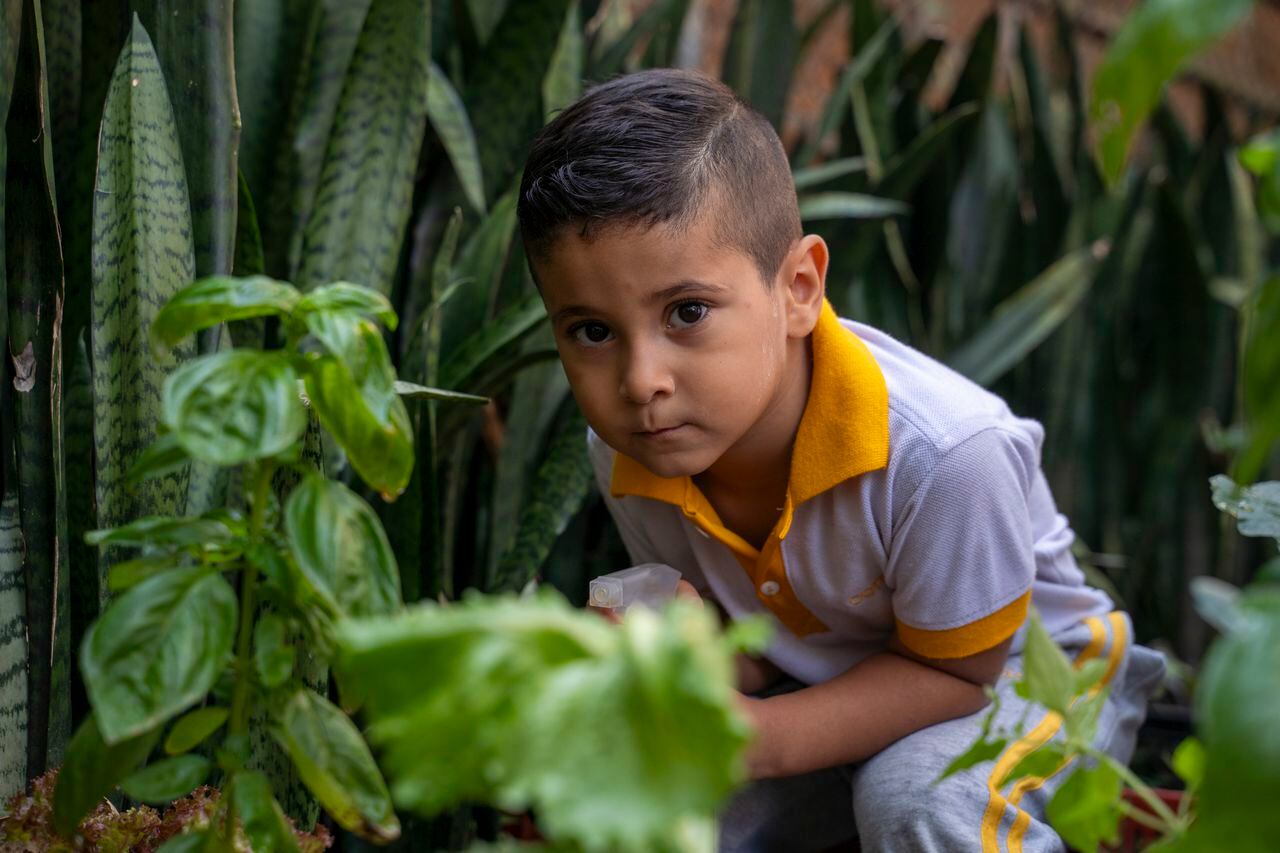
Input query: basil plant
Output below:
<box><xmin>51</xmin><ymin>276</ymin><xmax>439</xmax><ymax>849</ymax></box>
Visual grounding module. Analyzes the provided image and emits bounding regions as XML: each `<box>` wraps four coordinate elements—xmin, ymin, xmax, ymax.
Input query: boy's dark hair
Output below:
<box><xmin>518</xmin><ymin>69</ymin><xmax>801</xmax><ymax>286</ymax></box>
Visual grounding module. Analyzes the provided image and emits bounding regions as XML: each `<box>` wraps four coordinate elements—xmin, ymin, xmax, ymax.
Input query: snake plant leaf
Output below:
<box><xmin>463</xmin><ymin>0</ymin><xmax>568</xmax><ymax>202</ymax></box>
<box><xmin>1090</xmin><ymin>0</ymin><xmax>1253</xmax><ymax>188</ymax></box>
<box><xmin>301</xmin><ymin>311</ymin><xmax>414</xmax><ymax>496</ymax></box>
<box><xmin>1236</xmin><ymin>276</ymin><xmax>1280</xmax><ymax>484</ymax></box>
<box><xmin>879</xmin><ymin>102</ymin><xmax>981</xmax><ymax>200</ymax></box>
<box><xmin>52</xmin><ymin>714</ymin><xmax>161</xmax><ymax>836</ymax></box>
<box><xmin>234</xmin><ymin>0</ymin><xmax>313</xmax><ymax>211</ymax></box>
<box><xmin>439</xmin><ymin>291</ymin><xmax>547</xmax><ymax>391</ymax></box>
<box><xmin>792</xmin><ymin>157</ymin><xmax>868</xmax><ymax>190</ymax></box>
<box><xmin>947</xmin><ymin>245</ymin><xmax>1103</xmax><ymax>387</ymax></box>
<box><xmin>230</xmin><ymin>771</ymin><xmax>303</xmax><ymax>853</ymax></box>
<box><xmin>723</xmin><ymin>0</ymin><xmax>796</xmax><ymax>128</ymax></box>
<box><xmin>293</xmin><ymin>282</ymin><xmax>397</xmax><ymax>328</ymax></box>
<box><xmin>541</xmin><ymin>0</ymin><xmax>581</xmax><ymax>120</ymax></box>
<box><xmin>270</xmin><ymin>688</ymin><xmax>400</xmax><ymax>842</ymax></box>
<box><xmin>794</xmin><ymin>18</ymin><xmax>894</xmax><ymax>167</ymax></box>
<box><xmin>490</xmin><ymin>406</ymin><xmax>591</xmax><ymax>592</ymax></box>
<box><xmin>0</xmin><ymin>494</ymin><xmax>28</xmax><ymax>797</ymax></box>
<box><xmin>284</xmin><ymin>475</ymin><xmax>401</xmax><ymax>619</ymax></box>
<box><xmin>466</xmin><ymin>0</ymin><xmax>508</xmax><ymax>44</ymax></box>
<box><xmin>798</xmin><ymin>192</ymin><xmax>909</xmax><ymax>221</ymax></box>
<box><xmin>8</xmin><ymin>0</ymin><xmax>73</xmax><ymax>775</ymax></box>
<box><xmin>267</xmin><ymin>0</ymin><xmax>372</xmax><ymax>280</ymax></box>
<box><xmin>133</xmin><ymin>0</ymin><xmax>238</xmax><ymax>280</ymax></box>
<box><xmin>427</xmin><ymin>62</ymin><xmax>485</xmax><ymax>215</ymax></box>
<box><xmin>120</xmin><ymin>754</ymin><xmax>212</xmax><ymax>803</ymax></box>
<box><xmin>162</xmin><ymin>350</ymin><xmax>308</xmax><ymax>466</ymax></box>
<box><xmin>295</xmin><ymin>0</ymin><xmax>431</xmax><ymax>295</ymax></box>
<box><xmin>91</xmin><ymin>15</ymin><xmax>197</xmax><ymax>540</ymax></box>
<box><xmin>81</xmin><ymin>566</ymin><xmax>237</xmax><ymax>744</ymax></box>
<box><xmin>152</xmin><ymin>276</ymin><xmax>302</xmax><ymax>350</ymax></box>
<box><xmin>440</xmin><ymin>189</ymin><xmax>517</xmax><ymax>359</ymax></box>
<box><xmin>590</xmin><ymin>0</ymin><xmax>677</xmax><ymax>79</ymax></box>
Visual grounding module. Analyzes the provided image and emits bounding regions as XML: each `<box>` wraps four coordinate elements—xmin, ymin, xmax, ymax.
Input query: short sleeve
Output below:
<box><xmin>885</xmin><ymin>427</ymin><xmax>1037</xmax><ymax>659</ymax></box>
<box><xmin>586</xmin><ymin>428</ymin><xmax>663</xmax><ymax>566</ymax></box>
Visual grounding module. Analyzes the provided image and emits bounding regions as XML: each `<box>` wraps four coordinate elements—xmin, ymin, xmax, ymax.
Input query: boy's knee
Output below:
<box><xmin>852</xmin><ymin>753</ymin><xmax>989</xmax><ymax>852</ymax></box>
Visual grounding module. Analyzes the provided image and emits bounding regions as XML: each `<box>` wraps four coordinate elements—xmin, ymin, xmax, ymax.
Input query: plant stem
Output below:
<box><xmin>1090</xmin><ymin>748</ymin><xmax>1184</xmax><ymax>832</ymax></box>
<box><xmin>229</xmin><ymin>461</ymin><xmax>276</xmax><ymax>737</ymax></box>
<box><xmin>1117</xmin><ymin>799</ymin><xmax>1168</xmax><ymax>834</ymax></box>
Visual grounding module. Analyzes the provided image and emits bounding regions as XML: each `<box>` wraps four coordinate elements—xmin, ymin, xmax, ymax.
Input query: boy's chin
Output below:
<box><xmin>628</xmin><ymin>447</ymin><xmax>713</xmax><ymax>480</ymax></box>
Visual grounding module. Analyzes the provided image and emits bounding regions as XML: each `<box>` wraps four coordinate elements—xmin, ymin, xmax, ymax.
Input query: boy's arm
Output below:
<box><xmin>739</xmin><ymin>636</ymin><xmax>1011</xmax><ymax>780</ymax></box>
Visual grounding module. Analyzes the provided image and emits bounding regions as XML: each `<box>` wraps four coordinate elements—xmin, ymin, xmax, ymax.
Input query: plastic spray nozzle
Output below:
<box><xmin>588</xmin><ymin>563</ymin><xmax>682</xmax><ymax>614</ymax></box>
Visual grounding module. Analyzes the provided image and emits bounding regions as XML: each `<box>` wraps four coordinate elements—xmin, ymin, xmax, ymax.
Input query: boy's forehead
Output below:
<box><xmin>536</xmin><ymin>217</ymin><xmax>759</xmax><ymax>303</ymax></box>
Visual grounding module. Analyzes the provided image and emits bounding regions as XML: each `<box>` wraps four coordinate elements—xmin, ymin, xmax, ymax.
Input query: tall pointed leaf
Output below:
<box><xmin>947</xmin><ymin>245</ymin><xmax>1103</xmax><ymax>387</ymax></box>
<box><xmin>134</xmin><ymin>0</ymin><xmax>239</xmax><ymax>282</ymax></box>
<box><xmin>7</xmin><ymin>0</ymin><xmax>71</xmax><ymax>777</ymax></box>
<box><xmin>0</xmin><ymin>494</ymin><xmax>27</xmax><ymax>798</ymax></box>
<box><xmin>91</xmin><ymin>17</ymin><xmax>196</xmax><ymax>551</ymax></box>
<box><xmin>541</xmin><ymin>0</ymin><xmax>582</xmax><ymax>120</ymax></box>
<box><xmin>427</xmin><ymin>62</ymin><xmax>485</xmax><ymax>215</ymax></box>
<box><xmin>296</xmin><ymin>0</ymin><xmax>431</xmax><ymax>295</ymax></box>
<box><xmin>722</xmin><ymin>0</ymin><xmax>796</xmax><ymax>128</ymax></box>
<box><xmin>265</xmin><ymin>0</ymin><xmax>372</xmax><ymax>279</ymax></box>
<box><xmin>490</xmin><ymin>406</ymin><xmax>592</xmax><ymax>592</ymax></box>
<box><xmin>463</xmin><ymin>0</ymin><xmax>569</xmax><ymax>203</ymax></box>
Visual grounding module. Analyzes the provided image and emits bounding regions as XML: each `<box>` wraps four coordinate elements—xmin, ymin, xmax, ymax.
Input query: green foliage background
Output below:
<box><xmin>1</xmin><ymin>0</ymin><xmax>1278</xmax><ymax>848</ymax></box>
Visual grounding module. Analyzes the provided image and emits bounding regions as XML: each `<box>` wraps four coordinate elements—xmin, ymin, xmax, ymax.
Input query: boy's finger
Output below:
<box><xmin>675</xmin><ymin>579</ymin><xmax>703</xmax><ymax>603</ymax></box>
<box><xmin>589</xmin><ymin>605</ymin><xmax>623</xmax><ymax>625</ymax></box>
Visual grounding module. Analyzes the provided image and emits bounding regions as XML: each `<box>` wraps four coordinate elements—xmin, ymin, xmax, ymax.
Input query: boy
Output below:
<box><xmin>517</xmin><ymin>69</ymin><xmax>1164</xmax><ymax>852</ymax></box>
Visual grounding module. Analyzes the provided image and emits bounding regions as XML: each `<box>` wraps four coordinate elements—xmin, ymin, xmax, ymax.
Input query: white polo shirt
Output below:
<box><xmin>588</xmin><ymin>301</ymin><xmax>1113</xmax><ymax>685</ymax></box>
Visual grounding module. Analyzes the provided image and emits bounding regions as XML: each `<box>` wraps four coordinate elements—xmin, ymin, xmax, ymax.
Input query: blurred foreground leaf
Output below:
<box><xmin>335</xmin><ymin>594</ymin><xmax>759</xmax><ymax>851</ymax></box>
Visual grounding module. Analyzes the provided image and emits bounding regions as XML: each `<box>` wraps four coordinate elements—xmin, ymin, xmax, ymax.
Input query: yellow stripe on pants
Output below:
<box><xmin>980</xmin><ymin>614</ymin><xmax>1126</xmax><ymax>852</ymax></box>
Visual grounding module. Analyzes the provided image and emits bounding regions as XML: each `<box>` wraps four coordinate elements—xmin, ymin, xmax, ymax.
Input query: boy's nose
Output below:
<box><xmin>618</xmin><ymin>347</ymin><xmax>674</xmax><ymax>404</ymax></box>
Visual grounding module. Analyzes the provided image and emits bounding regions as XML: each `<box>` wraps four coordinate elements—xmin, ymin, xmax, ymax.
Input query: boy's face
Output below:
<box><xmin>535</xmin><ymin>211</ymin><xmax>815</xmax><ymax>480</ymax></box>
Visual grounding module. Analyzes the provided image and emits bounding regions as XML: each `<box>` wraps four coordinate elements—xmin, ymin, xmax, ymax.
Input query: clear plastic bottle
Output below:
<box><xmin>588</xmin><ymin>563</ymin><xmax>682</xmax><ymax>614</ymax></box>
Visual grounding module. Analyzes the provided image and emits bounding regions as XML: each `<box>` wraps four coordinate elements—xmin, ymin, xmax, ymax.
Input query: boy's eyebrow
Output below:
<box><xmin>550</xmin><ymin>279</ymin><xmax>729</xmax><ymax>325</ymax></box>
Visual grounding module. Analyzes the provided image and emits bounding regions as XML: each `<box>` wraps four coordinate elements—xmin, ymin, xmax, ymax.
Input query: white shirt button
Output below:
<box><xmin>760</xmin><ymin>580</ymin><xmax>781</xmax><ymax>596</ymax></box>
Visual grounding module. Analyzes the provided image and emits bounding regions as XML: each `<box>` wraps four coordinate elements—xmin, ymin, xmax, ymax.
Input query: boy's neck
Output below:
<box><xmin>694</xmin><ymin>336</ymin><xmax>813</xmax><ymax>500</ymax></box>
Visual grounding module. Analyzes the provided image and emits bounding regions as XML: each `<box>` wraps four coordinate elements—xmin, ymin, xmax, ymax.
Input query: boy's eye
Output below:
<box><xmin>570</xmin><ymin>321</ymin><xmax>612</xmax><ymax>346</ymax></box>
<box><xmin>669</xmin><ymin>300</ymin><xmax>708</xmax><ymax>329</ymax></box>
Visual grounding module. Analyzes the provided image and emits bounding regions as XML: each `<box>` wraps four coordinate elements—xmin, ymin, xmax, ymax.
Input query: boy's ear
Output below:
<box><xmin>780</xmin><ymin>234</ymin><xmax>828</xmax><ymax>338</ymax></box>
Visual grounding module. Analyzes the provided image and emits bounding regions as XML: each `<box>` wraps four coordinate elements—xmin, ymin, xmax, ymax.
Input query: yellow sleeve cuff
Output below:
<box><xmin>894</xmin><ymin>590</ymin><xmax>1031</xmax><ymax>659</ymax></box>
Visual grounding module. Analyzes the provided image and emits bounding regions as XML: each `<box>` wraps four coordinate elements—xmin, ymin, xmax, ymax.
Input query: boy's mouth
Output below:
<box><xmin>636</xmin><ymin>423</ymin><xmax>688</xmax><ymax>439</ymax></box>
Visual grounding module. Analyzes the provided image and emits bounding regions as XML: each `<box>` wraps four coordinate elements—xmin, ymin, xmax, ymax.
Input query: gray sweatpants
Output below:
<box><xmin>717</xmin><ymin>612</ymin><xmax>1166</xmax><ymax>853</ymax></box>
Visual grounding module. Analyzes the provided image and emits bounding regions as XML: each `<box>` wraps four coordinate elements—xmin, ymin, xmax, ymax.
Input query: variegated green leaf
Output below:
<box><xmin>296</xmin><ymin>0</ymin><xmax>431</xmax><ymax>295</ymax></box>
<box><xmin>91</xmin><ymin>16</ymin><xmax>196</xmax><ymax>545</ymax></box>
<box><xmin>491</xmin><ymin>407</ymin><xmax>593</xmax><ymax>592</ymax></box>
<box><xmin>8</xmin><ymin>0</ymin><xmax>72</xmax><ymax>775</ymax></box>
<box><xmin>799</xmin><ymin>193</ymin><xmax>909</xmax><ymax>221</ymax></box>
<box><xmin>134</xmin><ymin>0</ymin><xmax>238</xmax><ymax>281</ymax></box>
<box><xmin>439</xmin><ymin>291</ymin><xmax>548</xmax><ymax>391</ymax></box>
<box><xmin>541</xmin><ymin>0</ymin><xmax>582</xmax><ymax>120</ymax></box>
<box><xmin>463</xmin><ymin>0</ymin><xmax>569</xmax><ymax>202</ymax></box>
<box><xmin>0</xmin><ymin>493</ymin><xmax>28</xmax><ymax>798</ymax></box>
<box><xmin>427</xmin><ymin>62</ymin><xmax>485</xmax><ymax>215</ymax></box>
<box><xmin>265</xmin><ymin>0</ymin><xmax>372</xmax><ymax>279</ymax></box>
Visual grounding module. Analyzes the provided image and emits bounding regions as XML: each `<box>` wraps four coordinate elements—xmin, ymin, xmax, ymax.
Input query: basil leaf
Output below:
<box><xmin>270</xmin><ymin>689</ymin><xmax>399</xmax><ymax>842</ymax></box>
<box><xmin>293</xmin><ymin>282</ymin><xmax>397</xmax><ymax>329</ymax></box>
<box><xmin>121</xmin><ymin>755</ymin><xmax>212</xmax><ymax>804</ymax></box>
<box><xmin>165</xmin><ymin>706</ymin><xmax>230</xmax><ymax>756</ymax></box>
<box><xmin>301</xmin><ymin>311</ymin><xmax>412</xmax><ymax>497</ymax></box>
<box><xmin>163</xmin><ymin>350</ymin><xmax>308</xmax><ymax>466</ymax></box>
<box><xmin>230</xmin><ymin>771</ymin><xmax>302</xmax><ymax>853</ymax></box>
<box><xmin>284</xmin><ymin>475</ymin><xmax>401</xmax><ymax>619</ymax></box>
<box><xmin>82</xmin><ymin>566</ymin><xmax>237</xmax><ymax>743</ymax></box>
<box><xmin>52</xmin><ymin>714</ymin><xmax>161</xmax><ymax>836</ymax></box>
<box><xmin>152</xmin><ymin>275</ymin><xmax>301</xmax><ymax>349</ymax></box>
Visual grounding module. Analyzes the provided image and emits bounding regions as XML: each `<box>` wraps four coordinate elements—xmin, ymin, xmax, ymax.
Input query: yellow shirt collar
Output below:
<box><xmin>610</xmin><ymin>299</ymin><xmax>889</xmax><ymax>508</ymax></box>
